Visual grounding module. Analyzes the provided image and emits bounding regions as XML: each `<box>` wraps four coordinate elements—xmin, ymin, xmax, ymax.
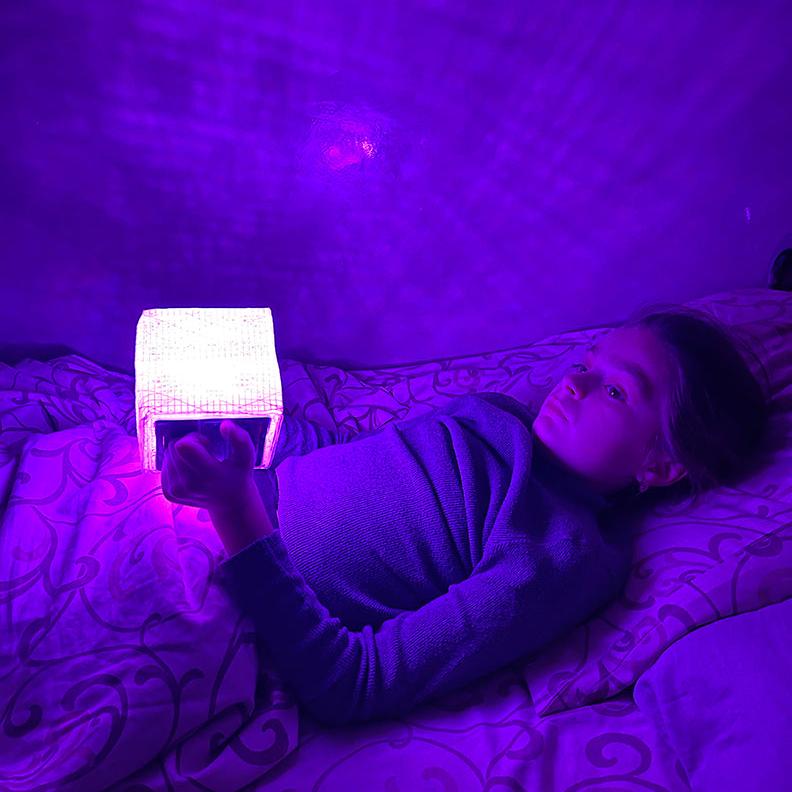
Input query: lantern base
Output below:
<box><xmin>154</xmin><ymin>417</ymin><xmax>270</xmax><ymax>471</ymax></box>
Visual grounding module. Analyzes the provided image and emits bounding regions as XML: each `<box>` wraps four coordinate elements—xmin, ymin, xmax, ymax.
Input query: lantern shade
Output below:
<box><xmin>134</xmin><ymin>307</ymin><xmax>283</xmax><ymax>472</ymax></box>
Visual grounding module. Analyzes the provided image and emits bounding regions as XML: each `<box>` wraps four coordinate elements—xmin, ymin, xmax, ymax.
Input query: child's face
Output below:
<box><xmin>531</xmin><ymin>326</ymin><xmax>687</xmax><ymax>496</ymax></box>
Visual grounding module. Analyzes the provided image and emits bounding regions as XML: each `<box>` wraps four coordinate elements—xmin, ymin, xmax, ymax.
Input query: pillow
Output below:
<box><xmin>633</xmin><ymin>597</ymin><xmax>792</xmax><ymax>791</ymax></box>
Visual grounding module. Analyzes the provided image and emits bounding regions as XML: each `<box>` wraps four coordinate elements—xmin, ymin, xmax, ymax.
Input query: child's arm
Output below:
<box><xmin>272</xmin><ymin>391</ymin><xmax>502</xmax><ymax>467</ymax></box>
<box><xmin>209</xmin><ymin>478</ymin><xmax>274</xmax><ymax>557</ymax></box>
<box><xmin>270</xmin><ymin>393</ymin><xmax>527</xmax><ymax>468</ymax></box>
<box><xmin>214</xmin><ymin>530</ymin><xmax>613</xmax><ymax>727</ymax></box>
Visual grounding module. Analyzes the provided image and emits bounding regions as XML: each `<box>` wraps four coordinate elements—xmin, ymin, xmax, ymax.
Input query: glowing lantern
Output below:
<box><xmin>135</xmin><ymin>307</ymin><xmax>283</xmax><ymax>472</ymax></box>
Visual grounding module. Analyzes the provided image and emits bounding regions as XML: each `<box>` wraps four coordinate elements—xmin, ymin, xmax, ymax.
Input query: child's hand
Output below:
<box><xmin>161</xmin><ymin>420</ymin><xmax>256</xmax><ymax>509</ymax></box>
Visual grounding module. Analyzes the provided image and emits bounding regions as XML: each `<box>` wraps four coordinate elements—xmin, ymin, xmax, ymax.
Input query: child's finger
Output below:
<box><xmin>225</xmin><ymin>421</ymin><xmax>250</xmax><ymax>445</ymax></box>
<box><xmin>221</xmin><ymin>420</ymin><xmax>246</xmax><ymax>448</ymax></box>
<box><xmin>220</xmin><ymin>421</ymin><xmax>255</xmax><ymax>467</ymax></box>
<box><xmin>220</xmin><ymin>420</ymin><xmax>238</xmax><ymax>438</ymax></box>
<box><xmin>226</xmin><ymin>421</ymin><xmax>250</xmax><ymax>448</ymax></box>
<box><xmin>162</xmin><ymin>446</ymin><xmax>187</xmax><ymax>498</ymax></box>
<box><xmin>175</xmin><ymin>437</ymin><xmax>214</xmax><ymax>468</ymax></box>
<box><xmin>178</xmin><ymin>431</ymin><xmax>211</xmax><ymax>448</ymax></box>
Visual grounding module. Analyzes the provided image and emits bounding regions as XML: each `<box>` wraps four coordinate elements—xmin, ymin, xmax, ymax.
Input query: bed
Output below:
<box><xmin>1</xmin><ymin>285</ymin><xmax>789</xmax><ymax>791</ymax></box>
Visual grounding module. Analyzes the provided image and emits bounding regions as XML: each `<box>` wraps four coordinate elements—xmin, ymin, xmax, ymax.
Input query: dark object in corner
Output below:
<box><xmin>768</xmin><ymin>249</ymin><xmax>792</xmax><ymax>291</ymax></box>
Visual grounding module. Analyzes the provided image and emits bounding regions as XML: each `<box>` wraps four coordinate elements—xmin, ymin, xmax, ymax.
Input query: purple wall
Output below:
<box><xmin>2</xmin><ymin>0</ymin><xmax>791</xmax><ymax>374</ymax></box>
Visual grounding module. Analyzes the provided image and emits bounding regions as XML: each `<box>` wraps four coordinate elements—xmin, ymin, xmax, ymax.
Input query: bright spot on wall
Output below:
<box><xmin>294</xmin><ymin>96</ymin><xmax>410</xmax><ymax>203</ymax></box>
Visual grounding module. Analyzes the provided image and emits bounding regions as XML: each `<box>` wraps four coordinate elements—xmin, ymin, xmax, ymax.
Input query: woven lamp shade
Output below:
<box><xmin>134</xmin><ymin>307</ymin><xmax>283</xmax><ymax>472</ymax></box>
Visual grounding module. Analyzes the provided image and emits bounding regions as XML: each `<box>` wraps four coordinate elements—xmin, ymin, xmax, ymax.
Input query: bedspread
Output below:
<box><xmin>0</xmin><ymin>357</ymin><xmax>300</xmax><ymax>791</ymax></box>
<box><xmin>0</xmin><ymin>352</ymin><xmax>695</xmax><ymax>792</ymax></box>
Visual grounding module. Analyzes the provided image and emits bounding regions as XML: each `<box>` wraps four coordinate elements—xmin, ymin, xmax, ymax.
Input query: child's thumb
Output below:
<box><xmin>220</xmin><ymin>420</ymin><xmax>244</xmax><ymax>445</ymax></box>
<box><xmin>220</xmin><ymin>420</ymin><xmax>254</xmax><ymax>465</ymax></box>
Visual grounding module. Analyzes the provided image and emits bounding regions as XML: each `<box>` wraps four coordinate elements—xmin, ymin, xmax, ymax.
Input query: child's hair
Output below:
<box><xmin>616</xmin><ymin>303</ymin><xmax>772</xmax><ymax>508</ymax></box>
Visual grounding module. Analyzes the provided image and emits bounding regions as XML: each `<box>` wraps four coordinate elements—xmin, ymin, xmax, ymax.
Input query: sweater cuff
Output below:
<box><xmin>212</xmin><ymin>527</ymin><xmax>350</xmax><ymax>717</ymax></box>
<box><xmin>214</xmin><ymin>531</ymin><xmax>308</xmax><ymax>604</ymax></box>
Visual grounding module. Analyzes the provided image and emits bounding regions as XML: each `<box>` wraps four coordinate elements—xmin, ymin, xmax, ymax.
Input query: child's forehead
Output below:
<box><xmin>586</xmin><ymin>335</ymin><xmax>659</xmax><ymax>404</ymax></box>
<box><xmin>594</xmin><ymin>326</ymin><xmax>668</xmax><ymax>365</ymax></box>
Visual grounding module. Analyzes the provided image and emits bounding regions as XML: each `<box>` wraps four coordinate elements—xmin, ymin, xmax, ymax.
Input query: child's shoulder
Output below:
<box><xmin>457</xmin><ymin>390</ymin><xmax>534</xmax><ymax>421</ymax></box>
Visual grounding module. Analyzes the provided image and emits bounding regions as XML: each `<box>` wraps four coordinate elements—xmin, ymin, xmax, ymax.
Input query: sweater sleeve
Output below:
<box><xmin>271</xmin><ymin>393</ymin><xmax>515</xmax><ymax>467</ymax></box>
<box><xmin>271</xmin><ymin>413</ymin><xmax>383</xmax><ymax>467</ymax></box>
<box><xmin>214</xmin><ymin>530</ymin><xmax>598</xmax><ymax>727</ymax></box>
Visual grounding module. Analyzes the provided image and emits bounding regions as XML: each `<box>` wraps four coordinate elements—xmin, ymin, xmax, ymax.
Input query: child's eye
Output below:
<box><xmin>569</xmin><ymin>363</ymin><xmax>625</xmax><ymax>401</ymax></box>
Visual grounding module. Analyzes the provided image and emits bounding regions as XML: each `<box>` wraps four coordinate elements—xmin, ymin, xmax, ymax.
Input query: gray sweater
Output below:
<box><xmin>216</xmin><ymin>391</ymin><xmax>631</xmax><ymax>726</ymax></box>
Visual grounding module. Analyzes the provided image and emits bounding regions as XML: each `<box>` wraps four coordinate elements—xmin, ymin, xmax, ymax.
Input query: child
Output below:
<box><xmin>162</xmin><ymin>304</ymin><xmax>769</xmax><ymax>727</ymax></box>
